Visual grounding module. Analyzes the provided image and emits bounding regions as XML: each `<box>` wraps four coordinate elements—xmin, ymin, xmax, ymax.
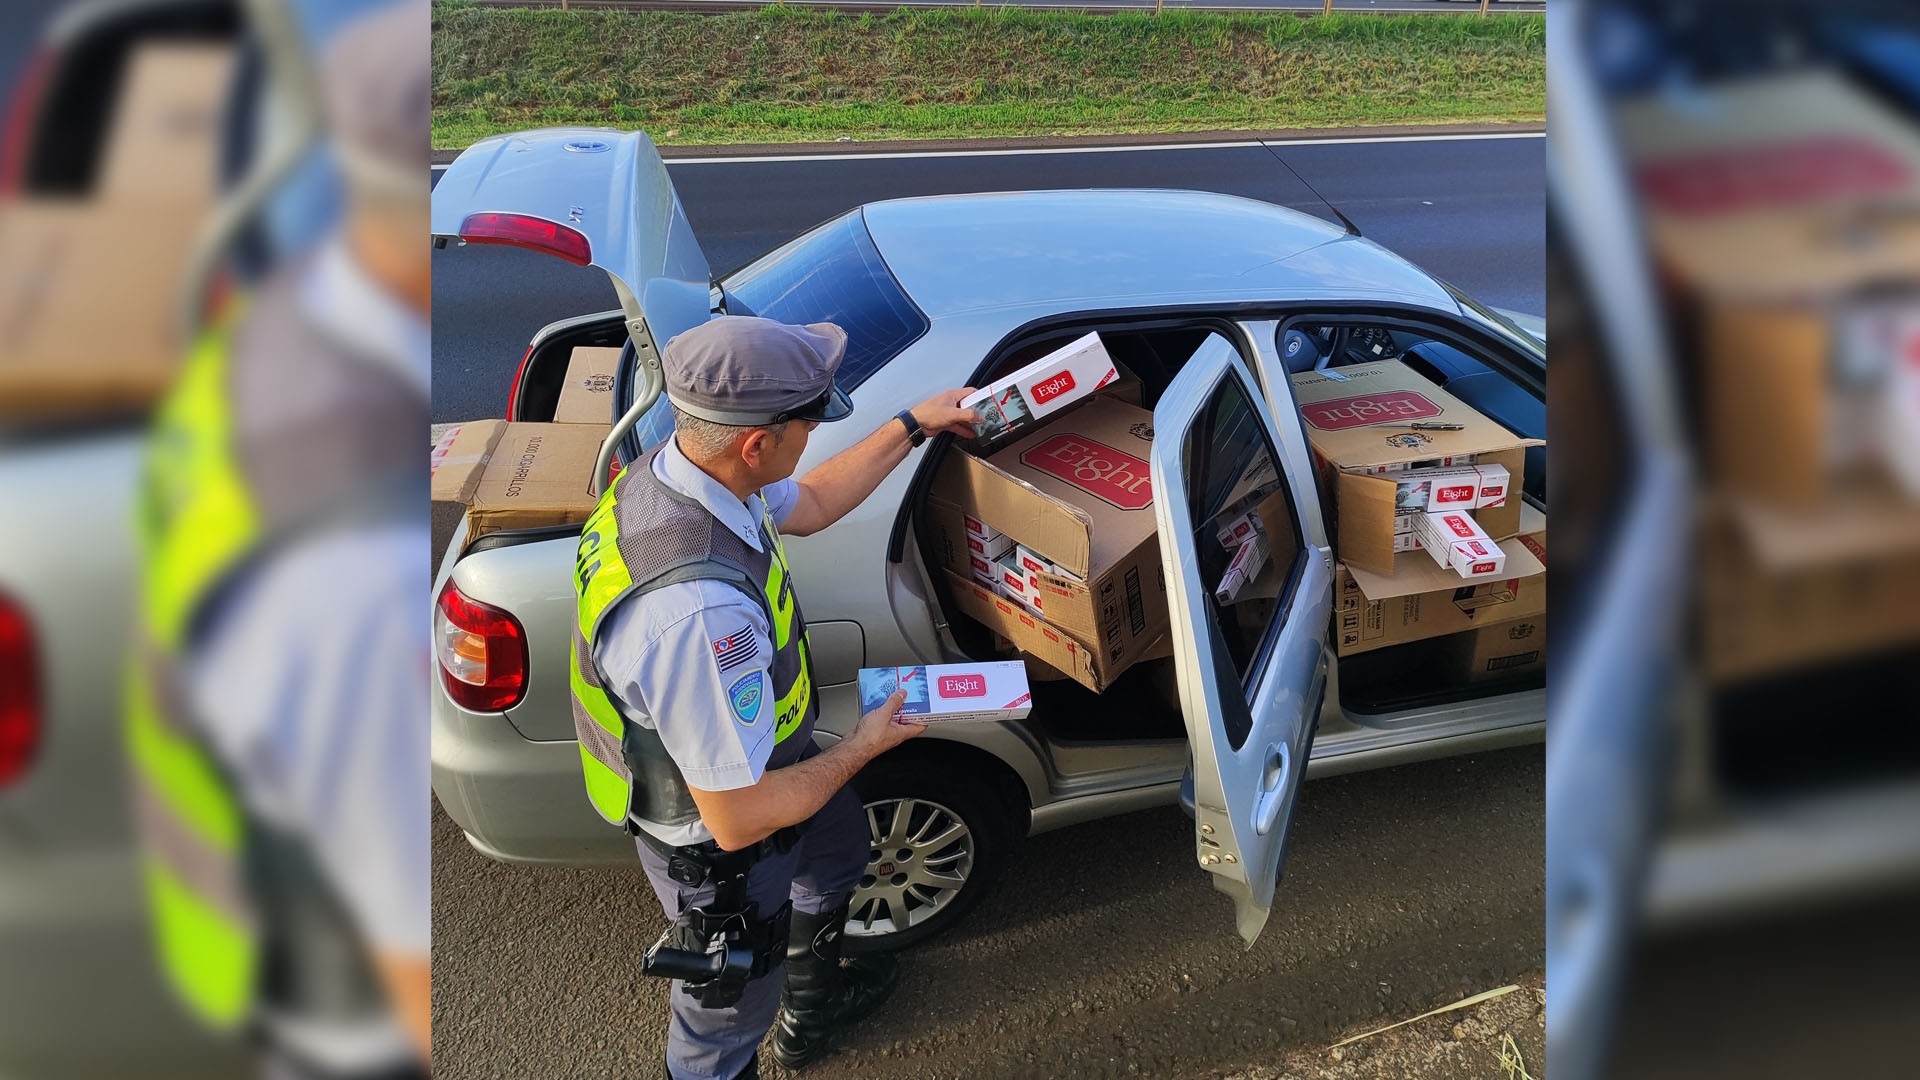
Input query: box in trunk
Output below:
<box><xmin>554</xmin><ymin>347</ymin><xmax>621</xmax><ymax>424</ymax></box>
<box><xmin>430</xmin><ymin>421</ymin><xmax>609</xmax><ymax>551</ymax></box>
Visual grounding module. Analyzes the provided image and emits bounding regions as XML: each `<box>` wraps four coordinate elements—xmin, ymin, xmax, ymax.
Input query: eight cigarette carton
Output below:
<box><xmin>858</xmin><ymin>663</ymin><xmax>1033</xmax><ymax>723</ymax></box>
<box><xmin>963</xmin><ymin>332</ymin><xmax>1121</xmax><ymax>442</ymax></box>
<box><xmin>1413</xmin><ymin>509</ymin><xmax>1508</xmax><ymax>580</ymax></box>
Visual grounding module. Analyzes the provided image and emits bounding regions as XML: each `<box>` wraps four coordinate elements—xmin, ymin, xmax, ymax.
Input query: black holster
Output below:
<box><xmin>639</xmin><ymin>828</ymin><xmax>799</xmax><ymax>1010</ymax></box>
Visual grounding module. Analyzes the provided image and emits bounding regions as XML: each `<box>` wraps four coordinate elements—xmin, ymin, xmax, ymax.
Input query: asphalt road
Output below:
<box><xmin>430</xmin><ymin>132</ymin><xmax>1545</xmax><ymax>421</ymax></box>
<box><xmin>432</xmin><ymin>745</ymin><xmax>1544</xmax><ymax>1078</ymax></box>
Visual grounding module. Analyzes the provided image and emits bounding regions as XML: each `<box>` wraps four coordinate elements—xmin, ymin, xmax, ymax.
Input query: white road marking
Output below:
<box><xmin>428</xmin><ymin>129</ymin><xmax>1542</xmax><ymax>169</ymax></box>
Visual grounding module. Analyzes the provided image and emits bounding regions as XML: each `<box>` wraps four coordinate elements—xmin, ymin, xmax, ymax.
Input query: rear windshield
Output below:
<box><xmin>721</xmin><ymin>209</ymin><xmax>929</xmax><ymax>391</ymax></box>
<box><xmin>631</xmin><ymin>209</ymin><xmax>928</xmax><ymax>454</ymax></box>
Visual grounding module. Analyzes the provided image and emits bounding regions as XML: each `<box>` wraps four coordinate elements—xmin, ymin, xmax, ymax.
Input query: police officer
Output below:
<box><xmin>127</xmin><ymin>3</ymin><xmax>430</xmax><ymax>1077</ymax></box>
<box><xmin>570</xmin><ymin>316</ymin><xmax>981</xmax><ymax>1080</ymax></box>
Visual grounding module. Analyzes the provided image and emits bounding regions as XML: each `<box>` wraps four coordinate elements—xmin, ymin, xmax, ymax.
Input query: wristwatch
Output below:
<box><xmin>896</xmin><ymin>409</ymin><xmax>926</xmax><ymax>448</ymax></box>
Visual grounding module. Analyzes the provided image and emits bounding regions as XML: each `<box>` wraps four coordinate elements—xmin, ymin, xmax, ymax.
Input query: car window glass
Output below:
<box><xmin>722</xmin><ymin>210</ymin><xmax>929</xmax><ymax>393</ymax></box>
<box><xmin>1183</xmin><ymin>363</ymin><xmax>1303</xmax><ymax>746</ymax></box>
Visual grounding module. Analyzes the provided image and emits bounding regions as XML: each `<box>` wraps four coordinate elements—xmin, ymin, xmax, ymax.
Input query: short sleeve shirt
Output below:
<box><xmin>593</xmin><ymin>437</ymin><xmax>800</xmax><ymax>845</ymax></box>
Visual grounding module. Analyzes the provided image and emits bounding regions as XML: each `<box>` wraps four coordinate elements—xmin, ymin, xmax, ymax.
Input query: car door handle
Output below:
<box><xmin>1255</xmin><ymin>741</ymin><xmax>1290</xmax><ymax>836</ymax></box>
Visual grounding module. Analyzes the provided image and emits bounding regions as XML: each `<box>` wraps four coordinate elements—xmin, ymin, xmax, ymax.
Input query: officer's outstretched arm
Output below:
<box><xmin>688</xmin><ymin>690</ymin><xmax>924</xmax><ymax>851</ymax></box>
<box><xmin>783</xmin><ymin>390</ymin><xmax>981</xmax><ymax>537</ymax></box>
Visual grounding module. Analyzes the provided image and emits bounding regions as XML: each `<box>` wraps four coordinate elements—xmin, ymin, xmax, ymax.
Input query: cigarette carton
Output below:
<box><xmin>1394</xmin><ymin>532</ymin><xmax>1420</xmax><ymax>553</ymax></box>
<box><xmin>858</xmin><ymin>663</ymin><xmax>1033</xmax><ymax>723</ymax></box>
<box><xmin>1413</xmin><ymin>510</ymin><xmax>1508</xmax><ymax>580</ymax></box>
<box><xmin>964</xmin><ymin>332</ymin><xmax>1121</xmax><ymax>442</ymax></box>
<box><xmin>965</xmin><ymin>530</ymin><xmax>1015</xmax><ymax>561</ymax></box>
<box><xmin>1394</xmin><ymin>464</ymin><xmax>1511</xmax><ymax>512</ymax></box>
<box><xmin>995</xmin><ymin>552</ymin><xmax>1045</xmax><ymax>614</ymax></box>
<box><xmin>1214</xmin><ymin>530</ymin><xmax>1271</xmax><ymax>604</ymax></box>
<box><xmin>1215</xmin><ymin>508</ymin><xmax>1264</xmax><ymax>550</ymax></box>
<box><xmin>1014</xmin><ymin>544</ymin><xmax>1055</xmax><ymax>579</ymax></box>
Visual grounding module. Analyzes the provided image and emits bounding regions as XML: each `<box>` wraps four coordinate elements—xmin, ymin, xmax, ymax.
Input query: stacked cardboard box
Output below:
<box><xmin>1287</xmin><ymin>359</ymin><xmax>1547</xmax><ymax>676</ymax></box>
<box><xmin>430</xmin><ymin>420</ymin><xmax>611</xmax><ymax>560</ymax></box>
<box><xmin>1616</xmin><ymin>71</ymin><xmax>1920</xmax><ymax>685</ymax></box>
<box><xmin>1288</xmin><ymin>360</ymin><xmax>1540</xmax><ymax>577</ymax></box>
<box><xmin>553</xmin><ymin>347</ymin><xmax>622</xmax><ymax>424</ymax></box>
<box><xmin>0</xmin><ymin>44</ymin><xmax>235</xmax><ymax>419</ymax></box>
<box><xmin>929</xmin><ymin>395</ymin><xmax>1170</xmax><ymax>693</ymax></box>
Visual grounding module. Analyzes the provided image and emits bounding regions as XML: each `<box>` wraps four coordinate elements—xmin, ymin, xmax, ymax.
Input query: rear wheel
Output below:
<box><xmin>841</xmin><ymin>752</ymin><xmax>1019</xmax><ymax>954</ymax></box>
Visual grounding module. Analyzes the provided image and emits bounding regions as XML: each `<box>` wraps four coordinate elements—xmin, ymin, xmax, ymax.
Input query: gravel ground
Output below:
<box><xmin>1221</xmin><ymin>979</ymin><xmax>1545</xmax><ymax>1080</ymax></box>
<box><xmin>433</xmin><ymin>745</ymin><xmax>1543</xmax><ymax>1078</ymax></box>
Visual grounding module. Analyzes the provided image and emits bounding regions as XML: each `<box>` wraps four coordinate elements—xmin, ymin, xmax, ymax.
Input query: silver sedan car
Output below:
<box><xmin>429</xmin><ymin>128</ymin><xmax>1548</xmax><ymax>952</ymax></box>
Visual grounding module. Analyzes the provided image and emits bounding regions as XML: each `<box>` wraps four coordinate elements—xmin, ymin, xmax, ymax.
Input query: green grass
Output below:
<box><xmin>431</xmin><ymin>2</ymin><xmax>1544</xmax><ymax>148</ymax></box>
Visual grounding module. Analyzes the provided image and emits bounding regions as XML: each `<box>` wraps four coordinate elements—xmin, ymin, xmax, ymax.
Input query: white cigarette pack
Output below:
<box><xmin>1395</xmin><ymin>464</ymin><xmax>1511</xmax><ymax>513</ymax></box>
<box><xmin>963</xmin><ymin>514</ymin><xmax>1004</xmax><ymax>541</ymax></box>
<box><xmin>1393</xmin><ymin>510</ymin><xmax>1418</xmax><ymax>536</ymax></box>
<box><xmin>1215</xmin><ymin>508</ymin><xmax>1263</xmax><ymax>550</ymax></box>
<box><xmin>993</xmin><ymin>552</ymin><xmax>1045</xmax><ymax>614</ymax></box>
<box><xmin>965</xmin><ymin>529</ymin><xmax>1015</xmax><ymax>561</ymax></box>
<box><xmin>858</xmin><ymin>662</ymin><xmax>1033</xmax><ymax>723</ymax></box>
<box><xmin>1413</xmin><ymin>510</ymin><xmax>1507</xmax><ymax>579</ymax></box>
<box><xmin>1352</xmin><ymin>454</ymin><xmax>1480</xmax><ymax>476</ymax></box>
<box><xmin>1213</xmin><ymin>529</ymin><xmax>1271</xmax><ymax>604</ymax></box>
<box><xmin>964</xmin><ymin>332</ymin><xmax>1121</xmax><ymax>442</ymax></box>
<box><xmin>1394</xmin><ymin>532</ymin><xmax>1421</xmax><ymax>553</ymax></box>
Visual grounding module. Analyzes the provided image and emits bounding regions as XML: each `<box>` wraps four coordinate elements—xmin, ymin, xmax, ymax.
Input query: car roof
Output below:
<box><xmin>858</xmin><ymin>189</ymin><xmax>1463</xmax><ymax>320</ymax></box>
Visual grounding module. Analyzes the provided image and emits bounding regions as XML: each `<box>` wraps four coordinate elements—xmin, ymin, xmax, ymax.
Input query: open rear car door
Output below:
<box><xmin>1151</xmin><ymin>334</ymin><xmax>1335</xmax><ymax>945</ymax></box>
<box><xmin>430</xmin><ymin>127</ymin><xmax>713</xmax><ymax>456</ymax></box>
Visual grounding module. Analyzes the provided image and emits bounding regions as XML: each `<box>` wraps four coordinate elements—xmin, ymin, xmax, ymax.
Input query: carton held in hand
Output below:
<box><xmin>963</xmin><ymin>332</ymin><xmax>1120</xmax><ymax>442</ymax></box>
<box><xmin>858</xmin><ymin>663</ymin><xmax>1033</xmax><ymax>723</ymax></box>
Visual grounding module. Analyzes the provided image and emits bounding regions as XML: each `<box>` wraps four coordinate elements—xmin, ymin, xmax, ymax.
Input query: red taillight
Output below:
<box><xmin>458</xmin><ymin>212</ymin><xmax>591</xmax><ymax>266</ymax></box>
<box><xmin>0</xmin><ymin>594</ymin><xmax>41</xmax><ymax>789</ymax></box>
<box><xmin>506</xmin><ymin>342</ymin><xmax>536</xmax><ymax>421</ymax></box>
<box><xmin>0</xmin><ymin>49</ymin><xmax>53</xmax><ymax>196</ymax></box>
<box><xmin>434</xmin><ymin>580</ymin><xmax>528</xmax><ymax>712</ymax></box>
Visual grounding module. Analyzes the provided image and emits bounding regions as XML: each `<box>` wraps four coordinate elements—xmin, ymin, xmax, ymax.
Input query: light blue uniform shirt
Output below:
<box><xmin>595</xmin><ymin>437</ymin><xmax>799</xmax><ymax>846</ymax></box>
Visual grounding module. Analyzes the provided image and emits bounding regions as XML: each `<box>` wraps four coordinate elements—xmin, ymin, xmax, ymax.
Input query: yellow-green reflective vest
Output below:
<box><xmin>569</xmin><ymin>444</ymin><xmax>820</xmax><ymax>829</ymax></box>
<box><xmin>127</xmin><ymin>314</ymin><xmax>262</xmax><ymax>1032</ymax></box>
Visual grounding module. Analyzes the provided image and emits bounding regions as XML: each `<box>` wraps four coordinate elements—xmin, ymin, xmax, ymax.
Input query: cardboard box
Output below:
<box><xmin>98</xmin><ymin>44</ymin><xmax>234</xmax><ymax>207</ymax></box>
<box><xmin>0</xmin><ymin>44</ymin><xmax>234</xmax><ymax>420</ymax></box>
<box><xmin>1334</xmin><ymin>508</ymin><xmax>1547</xmax><ymax>656</ymax></box>
<box><xmin>1413</xmin><ymin>509</ymin><xmax>1508</xmax><ymax>580</ymax></box>
<box><xmin>1290</xmin><ymin>361</ymin><xmax>1540</xmax><ymax>574</ymax></box>
<box><xmin>430</xmin><ymin>421</ymin><xmax>610</xmax><ymax>548</ymax></box>
<box><xmin>964</xmin><ymin>332</ymin><xmax>1121</xmax><ymax>442</ymax></box>
<box><xmin>1446</xmin><ymin>618</ymin><xmax>1548</xmax><ymax>683</ymax></box>
<box><xmin>945</xmin><ymin>572</ymin><xmax>1115</xmax><ymax>693</ymax></box>
<box><xmin>1699</xmin><ymin>496</ymin><xmax>1920</xmax><ymax>682</ymax></box>
<box><xmin>0</xmin><ymin>203</ymin><xmax>210</xmax><ymax>418</ymax></box>
<box><xmin>928</xmin><ymin>397</ymin><xmax>1171</xmax><ymax>674</ymax></box>
<box><xmin>1616</xmin><ymin>71</ymin><xmax>1920</xmax><ymax>505</ymax></box>
<box><xmin>858</xmin><ymin>663</ymin><xmax>1033</xmax><ymax>723</ymax></box>
<box><xmin>554</xmin><ymin>347</ymin><xmax>621</xmax><ymax>424</ymax></box>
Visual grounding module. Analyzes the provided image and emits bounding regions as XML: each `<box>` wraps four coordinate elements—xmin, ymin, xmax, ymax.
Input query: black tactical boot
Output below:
<box><xmin>770</xmin><ymin>904</ymin><xmax>899</xmax><ymax>1070</ymax></box>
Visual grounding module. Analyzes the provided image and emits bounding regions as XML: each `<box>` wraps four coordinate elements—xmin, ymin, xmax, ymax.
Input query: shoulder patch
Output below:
<box><xmin>712</xmin><ymin>624</ymin><xmax>762</xmax><ymax>673</ymax></box>
<box><xmin>728</xmin><ymin>670</ymin><xmax>765</xmax><ymax>725</ymax></box>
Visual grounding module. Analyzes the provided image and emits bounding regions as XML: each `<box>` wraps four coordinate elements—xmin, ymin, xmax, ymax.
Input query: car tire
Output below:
<box><xmin>840</xmin><ymin>751</ymin><xmax>1020</xmax><ymax>954</ymax></box>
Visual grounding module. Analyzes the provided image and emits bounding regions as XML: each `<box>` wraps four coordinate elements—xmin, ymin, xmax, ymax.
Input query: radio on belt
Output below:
<box><xmin>963</xmin><ymin>331</ymin><xmax>1120</xmax><ymax>442</ymax></box>
<box><xmin>858</xmin><ymin>663</ymin><xmax>1033</xmax><ymax>723</ymax></box>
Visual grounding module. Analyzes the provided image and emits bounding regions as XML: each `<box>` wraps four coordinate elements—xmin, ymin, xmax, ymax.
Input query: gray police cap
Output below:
<box><xmin>663</xmin><ymin>316</ymin><xmax>855</xmax><ymax>427</ymax></box>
